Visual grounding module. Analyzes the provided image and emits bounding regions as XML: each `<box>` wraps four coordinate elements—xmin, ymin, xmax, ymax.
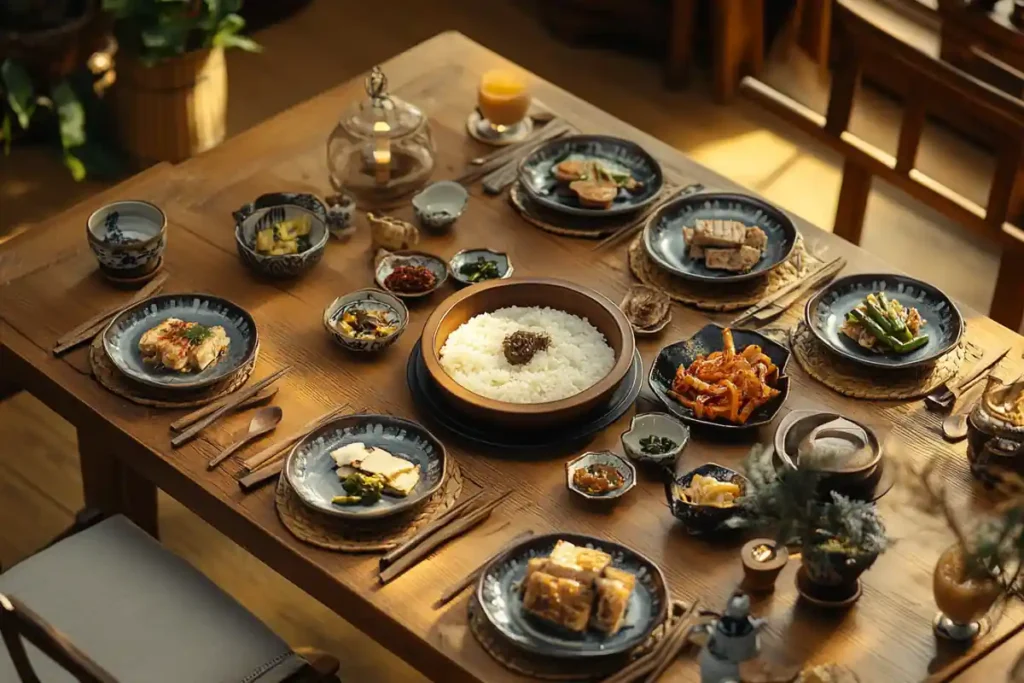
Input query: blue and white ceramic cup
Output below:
<box><xmin>86</xmin><ymin>200</ymin><xmax>167</xmax><ymax>278</ymax></box>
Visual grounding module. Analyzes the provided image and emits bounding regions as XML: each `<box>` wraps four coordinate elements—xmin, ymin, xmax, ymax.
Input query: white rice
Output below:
<box><xmin>439</xmin><ymin>306</ymin><xmax>616</xmax><ymax>404</ymax></box>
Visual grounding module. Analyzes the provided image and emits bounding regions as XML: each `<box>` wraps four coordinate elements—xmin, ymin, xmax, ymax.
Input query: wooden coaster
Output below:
<box><xmin>789</xmin><ymin>321</ymin><xmax>982</xmax><ymax>400</ymax></box>
<box><xmin>89</xmin><ymin>334</ymin><xmax>257</xmax><ymax>408</ymax></box>
<box><xmin>275</xmin><ymin>455</ymin><xmax>464</xmax><ymax>553</ymax></box>
<box><xmin>509</xmin><ymin>182</ymin><xmax>680</xmax><ymax>239</ymax></box>
<box><xmin>628</xmin><ymin>232</ymin><xmax>819</xmax><ymax>312</ymax></box>
<box><xmin>468</xmin><ymin>596</ymin><xmax>688</xmax><ymax>681</ymax></box>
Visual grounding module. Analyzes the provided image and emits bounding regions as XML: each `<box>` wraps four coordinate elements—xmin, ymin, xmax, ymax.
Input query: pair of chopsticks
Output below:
<box><xmin>454</xmin><ymin>118</ymin><xmax>570</xmax><ymax>186</ymax></box>
<box><xmin>52</xmin><ymin>273</ymin><xmax>169</xmax><ymax>355</ymax></box>
<box><xmin>602</xmin><ymin>600</ymin><xmax>702</xmax><ymax>683</ymax></box>
<box><xmin>235</xmin><ymin>403</ymin><xmax>353</xmax><ymax>492</ymax></box>
<box><xmin>590</xmin><ymin>183</ymin><xmax>706</xmax><ymax>253</ymax></box>
<box><xmin>728</xmin><ymin>256</ymin><xmax>846</xmax><ymax>327</ymax></box>
<box><xmin>481</xmin><ymin>125</ymin><xmax>574</xmax><ymax>194</ymax></box>
<box><xmin>434</xmin><ymin>529</ymin><xmax>536</xmax><ymax>608</ymax></box>
<box><xmin>170</xmin><ymin>386</ymin><xmax>279</xmax><ymax>434</ymax></box>
<box><xmin>170</xmin><ymin>366</ymin><xmax>291</xmax><ymax>448</ymax></box>
<box><xmin>925</xmin><ymin>346</ymin><xmax>1010</xmax><ymax>412</ymax></box>
<box><xmin>377</xmin><ymin>490</ymin><xmax>512</xmax><ymax>585</ymax></box>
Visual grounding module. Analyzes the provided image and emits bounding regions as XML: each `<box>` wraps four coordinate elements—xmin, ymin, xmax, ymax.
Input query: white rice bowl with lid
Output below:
<box><xmin>438</xmin><ymin>306</ymin><xmax>616</xmax><ymax>404</ymax></box>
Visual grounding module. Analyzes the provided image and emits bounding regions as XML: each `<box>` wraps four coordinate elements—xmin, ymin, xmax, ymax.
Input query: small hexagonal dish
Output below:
<box><xmin>374</xmin><ymin>250</ymin><xmax>449</xmax><ymax>299</ymax></box>
<box><xmin>620</xmin><ymin>412</ymin><xmax>690</xmax><ymax>467</ymax></box>
<box><xmin>323</xmin><ymin>288</ymin><xmax>408</xmax><ymax>352</ymax></box>
<box><xmin>565</xmin><ymin>450</ymin><xmax>636</xmax><ymax>502</ymax></box>
<box><xmin>665</xmin><ymin>463</ymin><xmax>748</xmax><ymax>535</ymax></box>
<box><xmin>412</xmin><ymin>180</ymin><xmax>468</xmax><ymax>231</ymax></box>
<box><xmin>448</xmin><ymin>248</ymin><xmax>514</xmax><ymax>287</ymax></box>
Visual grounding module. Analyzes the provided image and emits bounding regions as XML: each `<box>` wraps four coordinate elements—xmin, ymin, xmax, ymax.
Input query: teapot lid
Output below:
<box><xmin>339</xmin><ymin>66</ymin><xmax>427</xmax><ymax>140</ymax></box>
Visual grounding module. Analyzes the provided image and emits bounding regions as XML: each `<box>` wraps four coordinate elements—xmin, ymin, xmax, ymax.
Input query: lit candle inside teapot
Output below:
<box><xmin>372</xmin><ymin>120</ymin><xmax>391</xmax><ymax>185</ymax></box>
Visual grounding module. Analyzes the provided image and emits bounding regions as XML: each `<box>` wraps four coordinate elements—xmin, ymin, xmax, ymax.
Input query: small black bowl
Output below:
<box><xmin>665</xmin><ymin>463</ymin><xmax>748</xmax><ymax>535</ymax></box>
<box><xmin>648</xmin><ymin>324</ymin><xmax>790</xmax><ymax>431</ymax></box>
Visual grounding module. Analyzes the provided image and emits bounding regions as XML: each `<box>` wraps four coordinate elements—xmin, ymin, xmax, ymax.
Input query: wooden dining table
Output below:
<box><xmin>3</xmin><ymin>31</ymin><xmax>1024</xmax><ymax>683</ymax></box>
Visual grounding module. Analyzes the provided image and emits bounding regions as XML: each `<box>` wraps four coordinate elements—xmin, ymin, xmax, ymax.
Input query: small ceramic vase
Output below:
<box><xmin>740</xmin><ymin>539</ymin><xmax>789</xmax><ymax>593</ymax></box>
<box><xmin>325</xmin><ymin>193</ymin><xmax>357</xmax><ymax>239</ymax></box>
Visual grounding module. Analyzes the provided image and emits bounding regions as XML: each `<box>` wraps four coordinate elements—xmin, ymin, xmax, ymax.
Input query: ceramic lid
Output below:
<box><xmin>338</xmin><ymin>65</ymin><xmax>427</xmax><ymax>141</ymax></box>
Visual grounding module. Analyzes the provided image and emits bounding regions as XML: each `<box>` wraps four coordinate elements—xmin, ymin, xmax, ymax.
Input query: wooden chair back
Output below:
<box><xmin>740</xmin><ymin>0</ymin><xmax>1024</xmax><ymax>329</ymax></box>
<box><xmin>0</xmin><ymin>593</ymin><xmax>117</xmax><ymax>683</ymax></box>
<box><xmin>937</xmin><ymin>0</ymin><xmax>1024</xmax><ymax>90</ymax></box>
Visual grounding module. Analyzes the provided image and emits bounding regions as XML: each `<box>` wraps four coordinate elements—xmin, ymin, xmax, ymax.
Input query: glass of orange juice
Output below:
<box><xmin>475</xmin><ymin>69</ymin><xmax>532</xmax><ymax>144</ymax></box>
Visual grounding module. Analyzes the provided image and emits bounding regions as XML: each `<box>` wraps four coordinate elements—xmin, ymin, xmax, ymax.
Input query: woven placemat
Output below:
<box><xmin>468</xmin><ymin>596</ymin><xmax>688</xmax><ymax>681</ymax></box>
<box><xmin>628</xmin><ymin>232</ymin><xmax>819</xmax><ymax>312</ymax></box>
<box><xmin>89</xmin><ymin>334</ymin><xmax>257</xmax><ymax>409</ymax></box>
<box><xmin>509</xmin><ymin>182</ymin><xmax>681</xmax><ymax>239</ymax></box>
<box><xmin>789</xmin><ymin>321</ymin><xmax>983</xmax><ymax>399</ymax></box>
<box><xmin>275</xmin><ymin>455</ymin><xmax>464</xmax><ymax>553</ymax></box>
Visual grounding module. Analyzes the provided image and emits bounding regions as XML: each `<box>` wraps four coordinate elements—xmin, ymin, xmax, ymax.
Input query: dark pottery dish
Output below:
<box><xmin>801</xmin><ymin>544</ymin><xmax>878</xmax><ymax>588</ymax></box>
<box><xmin>565</xmin><ymin>451</ymin><xmax>636</xmax><ymax>502</ymax></box>
<box><xmin>770</xmin><ymin>448</ymin><xmax>894</xmax><ymax>503</ymax></box>
<box><xmin>517</xmin><ymin>134</ymin><xmax>664</xmax><ymax>218</ymax></box>
<box><xmin>649</xmin><ymin>324</ymin><xmax>790</xmax><ymax>430</ymax></box>
<box><xmin>407</xmin><ymin>340</ymin><xmax>642</xmax><ymax>453</ymax></box>
<box><xmin>284</xmin><ymin>413</ymin><xmax>446</xmax><ymax>520</ymax></box>
<box><xmin>804</xmin><ymin>273</ymin><xmax>963</xmax><ymax>370</ymax></box>
<box><xmin>476</xmin><ymin>532</ymin><xmax>669</xmax><ymax>658</ymax></box>
<box><xmin>773</xmin><ymin>410</ymin><xmax>882</xmax><ymax>487</ymax></box>
<box><xmin>101</xmin><ymin>293</ymin><xmax>258</xmax><ymax>391</ymax></box>
<box><xmin>665</xmin><ymin>463</ymin><xmax>748</xmax><ymax>535</ymax></box>
<box><xmin>233</xmin><ymin>193</ymin><xmax>330</xmax><ymax>278</ymax></box>
<box><xmin>795</xmin><ymin>566</ymin><xmax>862</xmax><ymax>609</ymax></box>
<box><xmin>642</xmin><ymin>192</ymin><xmax>797</xmax><ymax>284</ymax></box>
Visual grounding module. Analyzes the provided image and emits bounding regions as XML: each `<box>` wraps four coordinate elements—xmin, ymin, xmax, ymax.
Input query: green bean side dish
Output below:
<box><xmin>842</xmin><ymin>292</ymin><xmax>929</xmax><ymax>354</ymax></box>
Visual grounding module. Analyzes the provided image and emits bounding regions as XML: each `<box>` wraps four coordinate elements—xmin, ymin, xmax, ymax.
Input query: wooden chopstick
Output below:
<box><xmin>237</xmin><ymin>459</ymin><xmax>285</xmax><ymax>492</ymax></box>
<box><xmin>170</xmin><ymin>386</ymin><xmax>278</xmax><ymax>433</ymax></box>
<box><xmin>728</xmin><ymin>256</ymin><xmax>846</xmax><ymax>327</ymax></box>
<box><xmin>170</xmin><ymin>366</ymin><xmax>291</xmax><ymax>448</ymax></box>
<box><xmin>378</xmin><ymin>499</ymin><xmax>505</xmax><ymax>585</ymax></box>
<box><xmin>750</xmin><ymin>257</ymin><xmax>845</xmax><ymax>323</ymax></box>
<box><xmin>379</xmin><ymin>490</ymin><xmax>488</xmax><ymax>569</ymax></box>
<box><xmin>603</xmin><ymin>600</ymin><xmax>701</xmax><ymax>683</ymax></box>
<box><xmin>52</xmin><ymin>273</ymin><xmax>169</xmax><ymax>355</ymax></box>
<box><xmin>481</xmin><ymin>128</ymin><xmax>572</xmax><ymax>195</ymax></box>
<box><xmin>434</xmin><ymin>529</ymin><xmax>535</xmax><ymax>608</ymax></box>
<box><xmin>241</xmin><ymin>404</ymin><xmax>349</xmax><ymax>471</ymax></box>
<box><xmin>454</xmin><ymin>120</ymin><xmax>571</xmax><ymax>185</ymax></box>
<box><xmin>590</xmin><ymin>184</ymin><xmax>698</xmax><ymax>253</ymax></box>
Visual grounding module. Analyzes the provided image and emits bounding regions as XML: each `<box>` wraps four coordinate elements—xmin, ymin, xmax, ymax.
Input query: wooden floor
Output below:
<box><xmin>0</xmin><ymin>1</ymin><xmax>1006</xmax><ymax>681</ymax></box>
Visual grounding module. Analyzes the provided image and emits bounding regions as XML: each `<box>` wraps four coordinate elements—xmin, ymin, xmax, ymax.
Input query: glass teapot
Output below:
<box><xmin>326</xmin><ymin>66</ymin><xmax>435</xmax><ymax>204</ymax></box>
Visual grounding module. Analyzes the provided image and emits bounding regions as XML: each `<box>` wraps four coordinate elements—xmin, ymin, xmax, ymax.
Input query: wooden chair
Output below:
<box><xmin>937</xmin><ymin>0</ymin><xmax>1024</xmax><ymax>94</ymax></box>
<box><xmin>0</xmin><ymin>514</ymin><xmax>340</xmax><ymax>682</ymax></box>
<box><xmin>740</xmin><ymin>0</ymin><xmax>1024</xmax><ymax>330</ymax></box>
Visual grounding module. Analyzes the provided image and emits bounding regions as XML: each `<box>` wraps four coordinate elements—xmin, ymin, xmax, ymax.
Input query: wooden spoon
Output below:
<box><xmin>207</xmin><ymin>406</ymin><xmax>283</xmax><ymax>471</ymax></box>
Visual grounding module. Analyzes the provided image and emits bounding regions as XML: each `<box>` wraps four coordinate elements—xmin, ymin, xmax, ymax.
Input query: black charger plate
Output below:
<box><xmin>406</xmin><ymin>341</ymin><xmax>642</xmax><ymax>452</ymax></box>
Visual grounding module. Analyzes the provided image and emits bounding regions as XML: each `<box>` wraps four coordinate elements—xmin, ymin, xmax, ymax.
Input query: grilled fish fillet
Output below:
<box><xmin>704</xmin><ymin>245</ymin><xmax>763</xmax><ymax>272</ymax></box>
<box><xmin>692</xmin><ymin>219</ymin><xmax>746</xmax><ymax>248</ymax></box>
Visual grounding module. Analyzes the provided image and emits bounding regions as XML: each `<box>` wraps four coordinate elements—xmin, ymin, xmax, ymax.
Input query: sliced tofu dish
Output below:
<box><xmin>138</xmin><ymin>318</ymin><xmax>230</xmax><ymax>373</ymax></box>
<box><xmin>682</xmin><ymin>219</ymin><xmax>768</xmax><ymax>273</ymax></box>
<box><xmin>328</xmin><ymin>441</ymin><xmax>422</xmax><ymax>501</ymax></box>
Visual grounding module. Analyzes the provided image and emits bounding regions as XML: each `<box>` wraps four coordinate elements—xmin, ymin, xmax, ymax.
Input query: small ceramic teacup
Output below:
<box><xmin>412</xmin><ymin>181</ymin><xmax>468</xmax><ymax>231</ymax></box>
<box><xmin>86</xmin><ymin>200</ymin><xmax>167</xmax><ymax>278</ymax></box>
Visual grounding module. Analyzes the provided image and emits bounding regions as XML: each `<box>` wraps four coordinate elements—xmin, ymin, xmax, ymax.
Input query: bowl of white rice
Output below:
<box><xmin>420</xmin><ymin>278</ymin><xmax>635</xmax><ymax>428</ymax></box>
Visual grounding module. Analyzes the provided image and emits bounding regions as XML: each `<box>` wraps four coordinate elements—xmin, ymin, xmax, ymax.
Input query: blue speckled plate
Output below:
<box><xmin>665</xmin><ymin>463</ymin><xmax>749</xmax><ymax>535</ymax></box>
<box><xmin>642</xmin><ymin>192</ymin><xmax>797</xmax><ymax>283</ymax></box>
<box><xmin>101</xmin><ymin>294</ymin><xmax>258</xmax><ymax>391</ymax></box>
<box><xmin>476</xmin><ymin>532</ymin><xmax>669</xmax><ymax>658</ymax></box>
<box><xmin>648</xmin><ymin>324</ymin><xmax>790</xmax><ymax>430</ymax></box>
<box><xmin>284</xmin><ymin>414</ymin><xmax>446</xmax><ymax>520</ymax></box>
<box><xmin>804</xmin><ymin>273</ymin><xmax>964</xmax><ymax>370</ymax></box>
<box><xmin>517</xmin><ymin>135</ymin><xmax>663</xmax><ymax>217</ymax></box>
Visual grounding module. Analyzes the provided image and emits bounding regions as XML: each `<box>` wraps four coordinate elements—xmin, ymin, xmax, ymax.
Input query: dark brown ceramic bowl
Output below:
<box><xmin>420</xmin><ymin>278</ymin><xmax>635</xmax><ymax>428</ymax></box>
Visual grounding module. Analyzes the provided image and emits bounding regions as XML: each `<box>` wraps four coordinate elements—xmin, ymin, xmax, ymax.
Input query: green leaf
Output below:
<box><xmin>214</xmin><ymin>32</ymin><xmax>261</xmax><ymax>52</ymax></box>
<box><xmin>1</xmin><ymin>59</ymin><xmax>36</xmax><ymax>129</ymax></box>
<box><xmin>51</xmin><ymin>81</ymin><xmax>86</xmax><ymax>149</ymax></box>
<box><xmin>1</xmin><ymin>113</ymin><xmax>11</xmax><ymax>155</ymax></box>
<box><xmin>63</xmin><ymin>152</ymin><xmax>87</xmax><ymax>181</ymax></box>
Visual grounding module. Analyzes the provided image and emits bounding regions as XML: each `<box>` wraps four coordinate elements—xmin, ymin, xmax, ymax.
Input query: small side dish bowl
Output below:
<box><xmin>565</xmin><ymin>450</ymin><xmax>636</xmax><ymax>502</ymax></box>
<box><xmin>620</xmin><ymin>285</ymin><xmax>672</xmax><ymax>336</ymax></box>
<box><xmin>233</xmin><ymin>193</ymin><xmax>330</xmax><ymax>279</ymax></box>
<box><xmin>665</xmin><ymin>463</ymin><xmax>748</xmax><ymax>535</ymax></box>
<box><xmin>774</xmin><ymin>409</ymin><xmax>883</xmax><ymax>493</ymax></box>
<box><xmin>620</xmin><ymin>412</ymin><xmax>690</xmax><ymax>467</ymax></box>
<box><xmin>323</xmin><ymin>288</ymin><xmax>409</xmax><ymax>353</ymax></box>
<box><xmin>86</xmin><ymin>200</ymin><xmax>167</xmax><ymax>278</ymax></box>
<box><xmin>448</xmin><ymin>248</ymin><xmax>513</xmax><ymax>287</ymax></box>
<box><xmin>412</xmin><ymin>180</ymin><xmax>468</xmax><ymax>231</ymax></box>
<box><xmin>375</xmin><ymin>250</ymin><xmax>449</xmax><ymax>299</ymax></box>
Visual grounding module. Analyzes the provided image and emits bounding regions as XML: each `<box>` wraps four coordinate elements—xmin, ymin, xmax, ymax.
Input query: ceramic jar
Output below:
<box><xmin>967</xmin><ymin>378</ymin><xmax>1024</xmax><ymax>485</ymax></box>
<box><xmin>86</xmin><ymin>200</ymin><xmax>167</xmax><ymax>279</ymax></box>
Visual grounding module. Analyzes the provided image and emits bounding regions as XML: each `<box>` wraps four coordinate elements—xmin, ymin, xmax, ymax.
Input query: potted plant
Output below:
<box><xmin>727</xmin><ymin>445</ymin><xmax>891</xmax><ymax>602</ymax></box>
<box><xmin>103</xmin><ymin>0</ymin><xmax>261</xmax><ymax>165</ymax></box>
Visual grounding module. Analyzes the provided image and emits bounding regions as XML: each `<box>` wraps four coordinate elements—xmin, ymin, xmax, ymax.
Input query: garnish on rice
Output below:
<box><xmin>841</xmin><ymin>292</ymin><xmax>927</xmax><ymax>355</ymax></box>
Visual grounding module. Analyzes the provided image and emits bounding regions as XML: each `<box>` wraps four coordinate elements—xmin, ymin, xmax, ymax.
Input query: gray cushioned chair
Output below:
<box><xmin>0</xmin><ymin>514</ymin><xmax>334</xmax><ymax>682</ymax></box>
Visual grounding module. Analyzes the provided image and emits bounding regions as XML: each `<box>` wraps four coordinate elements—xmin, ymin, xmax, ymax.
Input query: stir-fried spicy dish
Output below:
<box><xmin>334</xmin><ymin>304</ymin><xmax>400</xmax><ymax>341</ymax></box>
<box><xmin>682</xmin><ymin>219</ymin><xmax>767</xmax><ymax>273</ymax></box>
<box><xmin>639</xmin><ymin>435</ymin><xmax>677</xmax><ymax>455</ymax></box>
<box><xmin>329</xmin><ymin>442</ymin><xmax>421</xmax><ymax>506</ymax></box>
<box><xmin>676</xmin><ymin>473</ymin><xmax>741</xmax><ymax>507</ymax></box>
<box><xmin>139</xmin><ymin>318</ymin><xmax>230</xmax><ymax>373</ymax></box>
<box><xmin>458</xmin><ymin>257</ymin><xmax>502</xmax><ymax>283</ymax></box>
<box><xmin>521</xmin><ymin>540</ymin><xmax>637</xmax><ymax>636</ymax></box>
<box><xmin>841</xmin><ymin>292</ymin><xmax>928</xmax><ymax>355</ymax></box>
<box><xmin>552</xmin><ymin>159</ymin><xmax>643</xmax><ymax>210</ymax></box>
<box><xmin>255</xmin><ymin>214</ymin><xmax>313</xmax><ymax>256</ymax></box>
<box><xmin>572</xmin><ymin>463</ymin><xmax>625</xmax><ymax>495</ymax></box>
<box><xmin>669</xmin><ymin>328</ymin><xmax>781</xmax><ymax>424</ymax></box>
<box><xmin>384</xmin><ymin>264</ymin><xmax>437</xmax><ymax>294</ymax></box>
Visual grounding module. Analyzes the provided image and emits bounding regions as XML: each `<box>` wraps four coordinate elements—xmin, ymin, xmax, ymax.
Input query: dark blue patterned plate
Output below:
<box><xmin>649</xmin><ymin>324</ymin><xmax>790</xmax><ymax>430</ymax></box>
<box><xmin>804</xmin><ymin>273</ymin><xmax>964</xmax><ymax>370</ymax></box>
<box><xmin>476</xmin><ymin>532</ymin><xmax>669</xmax><ymax>658</ymax></box>
<box><xmin>101</xmin><ymin>294</ymin><xmax>258</xmax><ymax>391</ymax></box>
<box><xmin>517</xmin><ymin>135</ymin><xmax>664</xmax><ymax>217</ymax></box>
<box><xmin>642</xmin><ymin>192</ymin><xmax>797</xmax><ymax>283</ymax></box>
<box><xmin>233</xmin><ymin>193</ymin><xmax>330</xmax><ymax>279</ymax></box>
<box><xmin>665</xmin><ymin>463</ymin><xmax>749</xmax><ymax>535</ymax></box>
<box><xmin>285</xmin><ymin>414</ymin><xmax>446</xmax><ymax>520</ymax></box>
